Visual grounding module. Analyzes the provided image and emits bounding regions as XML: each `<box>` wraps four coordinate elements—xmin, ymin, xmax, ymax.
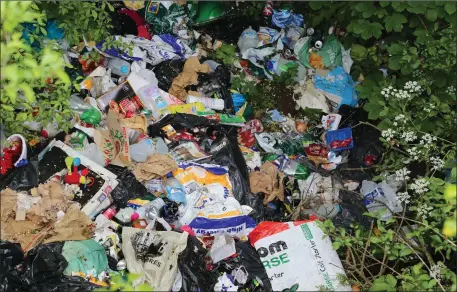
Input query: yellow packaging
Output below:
<box><xmin>167</xmin><ymin>102</ymin><xmax>205</xmax><ymax>115</ymax></box>
<box><xmin>172</xmin><ymin>163</ymin><xmax>232</xmax><ymax>195</ymax></box>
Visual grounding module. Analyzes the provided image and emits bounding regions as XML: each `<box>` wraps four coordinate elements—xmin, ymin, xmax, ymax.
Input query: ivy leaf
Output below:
<box><xmin>426</xmin><ymin>9</ymin><xmax>438</xmax><ymax>22</ymax></box>
<box><xmin>385</xmin><ymin>13</ymin><xmax>407</xmax><ymax>32</ymax></box>
<box><xmin>444</xmin><ymin>2</ymin><xmax>456</xmax><ymax>15</ymax></box>
<box><xmin>392</xmin><ymin>1</ymin><xmax>407</xmax><ymax>12</ymax></box>
<box><xmin>379</xmin><ymin>1</ymin><xmax>390</xmax><ymax>8</ymax></box>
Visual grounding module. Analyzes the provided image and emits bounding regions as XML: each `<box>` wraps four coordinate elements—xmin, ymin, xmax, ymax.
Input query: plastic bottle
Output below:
<box><xmin>164</xmin><ymin>174</ymin><xmax>186</xmax><ymax>205</ymax></box>
<box><xmin>237</xmin><ymin>26</ymin><xmax>259</xmax><ymax>53</ymax></box>
<box><xmin>133</xmin><ymin>198</ymin><xmax>165</xmax><ymax>220</ymax></box>
<box><xmin>108</xmin><ymin>58</ymin><xmax>131</xmax><ymax>77</ymax></box>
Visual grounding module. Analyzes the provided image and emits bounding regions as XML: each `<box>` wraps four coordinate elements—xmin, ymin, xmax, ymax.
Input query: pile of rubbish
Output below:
<box><xmin>1</xmin><ymin>2</ymin><xmax>396</xmax><ymax>291</ymax></box>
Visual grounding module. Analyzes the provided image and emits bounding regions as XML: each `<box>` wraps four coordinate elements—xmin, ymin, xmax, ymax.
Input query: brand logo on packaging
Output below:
<box><xmin>301</xmin><ymin>224</ymin><xmax>313</xmax><ymax>240</ymax></box>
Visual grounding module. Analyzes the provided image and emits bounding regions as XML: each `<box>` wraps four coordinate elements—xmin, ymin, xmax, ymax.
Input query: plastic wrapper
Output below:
<box><xmin>154</xmin><ymin>59</ymin><xmax>186</xmax><ymax>93</ymax></box>
<box><xmin>0</xmin><ymin>161</ymin><xmax>38</xmax><ymax>192</ymax></box>
<box><xmin>106</xmin><ymin>165</ymin><xmax>150</xmax><ymax>207</ymax></box>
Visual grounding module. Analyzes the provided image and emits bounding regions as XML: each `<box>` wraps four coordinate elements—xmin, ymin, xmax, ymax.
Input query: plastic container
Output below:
<box><xmin>130</xmin><ymin>139</ymin><xmax>154</xmax><ymax>162</ymax></box>
<box><xmin>108</xmin><ymin>58</ymin><xmax>131</xmax><ymax>77</ymax></box>
<box><xmin>237</xmin><ymin>26</ymin><xmax>259</xmax><ymax>53</ymax></box>
<box><xmin>186</xmin><ymin>95</ymin><xmax>224</xmax><ymax>111</ymax></box>
<box><xmin>130</xmin><ymin>137</ymin><xmax>169</xmax><ymax>162</ymax></box>
<box><xmin>325</xmin><ymin>127</ymin><xmax>354</xmax><ymax>151</ymax></box>
<box><xmin>164</xmin><ymin>174</ymin><xmax>186</xmax><ymax>205</ymax></box>
<box><xmin>133</xmin><ymin>197</ymin><xmax>165</xmax><ymax>220</ymax></box>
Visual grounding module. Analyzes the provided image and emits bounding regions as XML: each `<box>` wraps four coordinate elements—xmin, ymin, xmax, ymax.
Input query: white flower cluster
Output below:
<box><xmin>430</xmin><ymin>156</ymin><xmax>445</xmax><ymax>171</ymax></box>
<box><xmin>395</xmin><ymin>114</ymin><xmax>407</xmax><ymax>123</ymax></box>
<box><xmin>446</xmin><ymin>85</ymin><xmax>456</xmax><ymax>95</ymax></box>
<box><xmin>397</xmin><ymin>191</ymin><xmax>411</xmax><ymax>204</ymax></box>
<box><xmin>430</xmin><ymin>263</ymin><xmax>444</xmax><ymax>280</ymax></box>
<box><xmin>381</xmin><ymin>128</ymin><xmax>396</xmax><ymax>142</ymax></box>
<box><xmin>420</xmin><ymin>133</ymin><xmax>437</xmax><ymax>149</ymax></box>
<box><xmin>424</xmin><ymin>103</ymin><xmax>436</xmax><ymax>113</ymax></box>
<box><xmin>395</xmin><ymin>167</ymin><xmax>411</xmax><ymax>181</ymax></box>
<box><xmin>381</xmin><ymin>86</ymin><xmax>411</xmax><ymax>99</ymax></box>
<box><xmin>406</xmin><ymin>146</ymin><xmax>422</xmax><ymax>161</ymax></box>
<box><xmin>400</xmin><ymin>131</ymin><xmax>417</xmax><ymax>142</ymax></box>
<box><xmin>417</xmin><ymin>204</ymin><xmax>433</xmax><ymax>219</ymax></box>
<box><xmin>409</xmin><ymin>178</ymin><xmax>430</xmax><ymax>194</ymax></box>
<box><xmin>404</xmin><ymin>81</ymin><xmax>422</xmax><ymax>93</ymax></box>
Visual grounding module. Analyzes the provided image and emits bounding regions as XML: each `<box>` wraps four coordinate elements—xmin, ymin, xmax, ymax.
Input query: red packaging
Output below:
<box><xmin>304</xmin><ymin>144</ymin><xmax>330</xmax><ymax>164</ymax></box>
<box><xmin>238</xmin><ymin>119</ymin><xmax>263</xmax><ymax>147</ymax></box>
<box><xmin>330</xmin><ymin>137</ymin><xmax>353</xmax><ymax>150</ymax></box>
<box><xmin>103</xmin><ymin>205</ymin><xmax>118</xmax><ymax>220</ymax></box>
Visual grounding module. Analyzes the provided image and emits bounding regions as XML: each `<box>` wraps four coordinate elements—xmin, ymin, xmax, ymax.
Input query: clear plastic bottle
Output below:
<box><xmin>164</xmin><ymin>174</ymin><xmax>186</xmax><ymax>205</ymax></box>
<box><xmin>237</xmin><ymin>26</ymin><xmax>259</xmax><ymax>53</ymax></box>
<box><xmin>108</xmin><ymin>58</ymin><xmax>131</xmax><ymax>77</ymax></box>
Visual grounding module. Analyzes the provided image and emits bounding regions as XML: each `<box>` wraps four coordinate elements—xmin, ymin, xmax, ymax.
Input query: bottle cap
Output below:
<box><xmin>120</xmin><ymin>66</ymin><xmax>129</xmax><ymax>74</ymax></box>
<box><xmin>131</xmin><ymin>213</ymin><xmax>139</xmax><ymax>221</ymax></box>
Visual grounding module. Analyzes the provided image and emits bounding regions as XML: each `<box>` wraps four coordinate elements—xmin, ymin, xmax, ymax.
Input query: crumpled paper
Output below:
<box><xmin>1</xmin><ymin>188</ymin><xmax>17</xmax><ymax>223</ymax></box>
<box><xmin>133</xmin><ymin>154</ymin><xmax>178</xmax><ymax>182</ymax></box>
<box><xmin>44</xmin><ymin>206</ymin><xmax>94</xmax><ymax>244</ymax></box>
<box><xmin>249</xmin><ymin>161</ymin><xmax>285</xmax><ymax>204</ymax></box>
<box><xmin>29</xmin><ymin>180</ymin><xmax>79</xmax><ymax>223</ymax></box>
<box><xmin>169</xmin><ymin>56</ymin><xmax>210</xmax><ymax>101</ymax></box>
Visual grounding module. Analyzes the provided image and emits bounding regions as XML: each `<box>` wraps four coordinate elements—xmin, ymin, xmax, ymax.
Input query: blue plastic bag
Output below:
<box><xmin>314</xmin><ymin>66</ymin><xmax>358</xmax><ymax>109</ymax></box>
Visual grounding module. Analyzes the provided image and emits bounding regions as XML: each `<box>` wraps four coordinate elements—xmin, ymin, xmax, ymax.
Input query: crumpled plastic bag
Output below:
<box><xmin>105</xmin><ymin>165</ymin><xmax>150</xmax><ymax>207</ymax></box>
<box><xmin>121</xmin><ymin>227</ymin><xmax>188</xmax><ymax>291</ymax></box>
<box><xmin>0</xmin><ymin>162</ymin><xmax>38</xmax><ymax>192</ymax></box>
<box><xmin>249</xmin><ymin>161</ymin><xmax>285</xmax><ymax>204</ymax></box>
<box><xmin>314</xmin><ymin>66</ymin><xmax>358</xmax><ymax>110</ymax></box>
<box><xmin>62</xmin><ymin>239</ymin><xmax>108</xmax><ymax>277</ymax></box>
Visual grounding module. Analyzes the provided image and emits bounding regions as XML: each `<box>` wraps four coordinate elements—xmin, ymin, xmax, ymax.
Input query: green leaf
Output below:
<box><xmin>429</xmin><ymin>177</ymin><xmax>445</xmax><ymax>186</ymax></box>
<box><xmin>379</xmin><ymin>1</ymin><xmax>390</xmax><ymax>8</ymax></box>
<box><xmin>388</xmin><ymin>56</ymin><xmax>402</xmax><ymax>70</ymax></box>
<box><xmin>385</xmin><ymin>13</ymin><xmax>407</xmax><ymax>32</ymax></box>
<box><xmin>407</xmin><ymin>2</ymin><xmax>427</xmax><ymax>14</ymax></box>
<box><xmin>370</xmin><ymin>282</ymin><xmax>394</xmax><ymax>291</ymax></box>
<box><xmin>91</xmin><ymin>10</ymin><xmax>97</xmax><ymax>19</ymax></box>
<box><xmin>16</xmin><ymin>112</ymin><xmax>28</xmax><ymax>121</ymax></box>
<box><xmin>332</xmin><ymin>242</ymin><xmax>342</xmax><ymax>250</ymax></box>
<box><xmin>358</xmin><ymin>20</ymin><xmax>384</xmax><ymax>40</ymax></box>
<box><xmin>387</xmin><ymin>44</ymin><xmax>403</xmax><ymax>55</ymax></box>
<box><xmin>426</xmin><ymin>9</ymin><xmax>438</xmax><ymax>21</ymax></box>
<box><xmin>444</xmin><ymin>2</ymin><xmax>456</xmax><ymax>15</ymax></box>
<box><xmin>355</xmin><ymin>2</ymin><xmax>377</xmax><ymax>18</ymax></box>
<box><xmin>1</xmin><ymin>105</ymin><xmax>14</xmax><ymax>111</ymax></box>
<box><xmin>385</xmin><ymin>274</ymin><xmax>397</xmax><ymax>286</ymax></box>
